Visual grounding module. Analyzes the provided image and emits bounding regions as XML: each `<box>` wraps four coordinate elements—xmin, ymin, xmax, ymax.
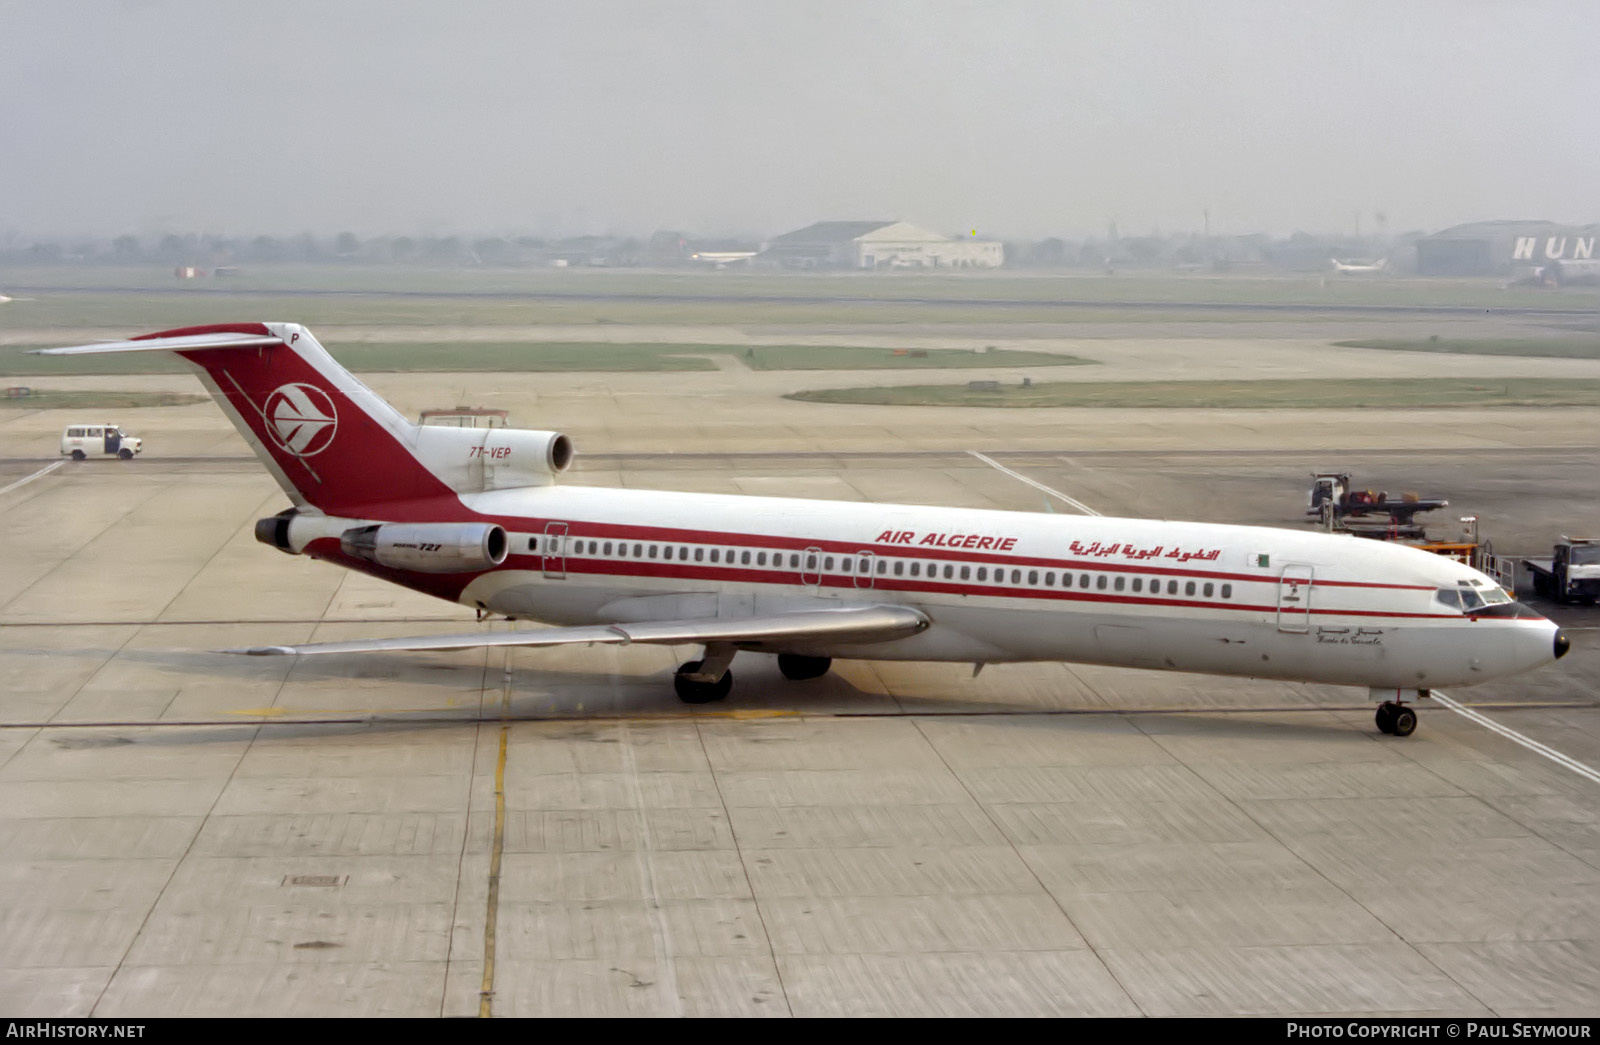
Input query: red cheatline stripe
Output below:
<box><xmin>490</xmin><ymin>552</ymin><xmax>1463</xmax><ymax>621</ymax></box>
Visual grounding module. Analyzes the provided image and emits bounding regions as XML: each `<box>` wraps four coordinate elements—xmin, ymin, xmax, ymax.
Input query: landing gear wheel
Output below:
<box><xmin>70</xmin><ymin>450</ymin><xmax>86</xmax><ymax>461</ymax></box>
<box><xmin>777</xmin><ymin>654</ymin><xmax>832</xmax><ymax>681</ymax></box>
<box><xmin>1376</xmin><ymin>701</ymin><xmax>1416</xmax><ymax>737</ymax></box>
<box><xmin>118</xmin><ymin>448</ymin><xmax>134</xmax><ymax>460</ymax></box>
<box><xmin>673</xmin><ymin>660</ymin><xmax>732</xmax><ymax>704</ymax></box>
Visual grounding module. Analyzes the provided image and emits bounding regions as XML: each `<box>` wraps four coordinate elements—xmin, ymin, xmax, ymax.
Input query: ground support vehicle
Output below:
<box><xmin>1523</xmin><ymin>538</ymin><xmax>1600</xmax><ymax>604</ymax></box>
<box><xmin>60</xmin><ymin>423</ymin><xmax>142</xmax><ymax>460</ymax></box>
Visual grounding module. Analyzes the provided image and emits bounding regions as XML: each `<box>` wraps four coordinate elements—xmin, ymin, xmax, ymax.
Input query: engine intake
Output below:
<box><xmin>412</xmin><ymin>426</ymin><xmax>575</xmax><ymax>492</ymax></box>
<box><xmin>340</xmin><ymin>522</ymin><xmax>509</xmax><ymax>573</ymax></box>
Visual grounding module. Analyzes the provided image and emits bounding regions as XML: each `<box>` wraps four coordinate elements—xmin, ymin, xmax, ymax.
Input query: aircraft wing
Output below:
<box><xmin>229</xmin><ymin>604</ymin><xmax>929</xmax><ymax>656</ymax></box>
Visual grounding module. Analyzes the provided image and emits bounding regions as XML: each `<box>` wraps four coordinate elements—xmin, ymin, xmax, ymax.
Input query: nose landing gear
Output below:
<box><xmin>1375</xmin><ymin>701</ymin><xmax>1417</xmax><ymax>737</ymax></box>
<box><xmin>1371</xmin><ymin>688</ymin><xmax>1426</xmax><ymax>737</ymax></box>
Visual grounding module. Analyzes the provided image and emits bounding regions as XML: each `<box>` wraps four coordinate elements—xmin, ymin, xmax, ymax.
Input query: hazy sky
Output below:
<box><xmin>2</xmin><ymin>0</ymin><xmax>1597</xmax><ymax>240</ymax></box>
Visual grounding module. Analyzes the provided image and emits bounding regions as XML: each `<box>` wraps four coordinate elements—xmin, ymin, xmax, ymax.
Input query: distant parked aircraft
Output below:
<box><xmin>689</xmin><ymin>251</ymin><xmax>758</xmax><ymax>269</ymax></box>
<box><xmin>1330</xmin><ymin>257</ymin><xmax>1388</xmax><ymax>274</ymax></box>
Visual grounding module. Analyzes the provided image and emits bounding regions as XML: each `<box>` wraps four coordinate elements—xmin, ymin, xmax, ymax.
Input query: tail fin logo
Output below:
<box><xmin>263</xmin><ymin>383</ymin><xmax>338</xmax><ymax>457</ymax></box>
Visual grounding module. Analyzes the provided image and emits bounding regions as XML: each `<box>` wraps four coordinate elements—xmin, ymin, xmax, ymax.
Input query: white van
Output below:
<box><xmin>61</xmin><ymin>423</ymin><xmax>142</xmax><ymax>460</ymax></box>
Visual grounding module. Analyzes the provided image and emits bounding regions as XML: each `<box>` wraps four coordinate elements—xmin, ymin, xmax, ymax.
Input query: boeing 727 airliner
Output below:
<box><xmin>38</xmin><ymin>324</ymin><xmax>1569</xmax><ymax>736</ymax></box>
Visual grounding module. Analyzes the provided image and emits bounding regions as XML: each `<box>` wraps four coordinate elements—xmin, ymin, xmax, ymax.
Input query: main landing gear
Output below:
<box><xmin>777</xmin><ymin>654</ymin><xmax>832</xmax><ymax>681</ymax></box>
<box><xmin>674</xmin><ymin>643</ymin><xmax>737</xmax><ymax>704</ymax></box>
<box><xmin>672</xmin><ymin>649</ymin><xmax>836</xmax><ymax>704</ymax></box>
<box><xmin>1375</xmin><ymin>701</ymin><xmax>1418</xmax><ymax>737</ymax></box>
<box><xmin>673</xmin><ymin>660</ymin><xmax>733</xmax><ymax>704</ymax></box>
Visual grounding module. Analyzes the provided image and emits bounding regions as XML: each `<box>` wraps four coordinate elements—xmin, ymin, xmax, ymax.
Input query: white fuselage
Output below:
<box><xmin>295</xmin><ymin>483</ymin><xmax>1559</xmax><ymax>692</ymax></box>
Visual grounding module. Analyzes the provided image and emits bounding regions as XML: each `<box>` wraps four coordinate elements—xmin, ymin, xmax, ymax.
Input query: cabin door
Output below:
<box><xmin>1276</xmin><ymin>564</ymin><xmax>1314</xmax><ymax>633</ymax></box>
<box><xmin>542</xmin><ymin>522</ymin><xmax>568</xmax><ymax>579</ymax></box>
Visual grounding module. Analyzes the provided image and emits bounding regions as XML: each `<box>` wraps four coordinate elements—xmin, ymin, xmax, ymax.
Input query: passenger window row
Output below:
<box><xmin>523</xmin><ymin>534</ymin><xmax>1233</xmax><ymax>599</ymax></box>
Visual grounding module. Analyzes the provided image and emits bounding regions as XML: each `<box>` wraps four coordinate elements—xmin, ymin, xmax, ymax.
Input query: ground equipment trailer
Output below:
<box><xmin>1307</xmin><ymin>471</ymin><xmax>1448</xmax><ymax>537</ymax></box>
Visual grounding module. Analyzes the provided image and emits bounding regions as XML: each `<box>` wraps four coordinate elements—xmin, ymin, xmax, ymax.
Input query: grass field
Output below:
<box><xmin>786</xmin><ymin>378</ymin><xmax>1600</xmax><ymax>409</ymax></box>
<box><xmin>0</xmin><ymin>292</ymin><xmax>1252</xmax><ymax>330</ymax></box>
<box><xmin>3</xmin><ymin>265</ymin><xmax>1594</xmax><ymax>331</ymax></box>
<box><xmin>740</xmin><ymin>345</ymin><xmax>1089</xmax><ymax>370</ymax></box>
<box><xmin>0</xmin><ymin>341</ymin><xmax>1089</xmax><ymax>377</ymax></box>
<box><xmin>1333</xmin><ymin>337</ymin><xmax>1600</xmax><ymax>360</ymax></box>
<box><xmin>0</xmin><ymin>390</ymin><xmax>209</xmax><ymax>410</ymax></box>
<box><xmin>4</xmin><ymin>263</ymin><xmax>1594</xmax><ymax>308</ymax></box>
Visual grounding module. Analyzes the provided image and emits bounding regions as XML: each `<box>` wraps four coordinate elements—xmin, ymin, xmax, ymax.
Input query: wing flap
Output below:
<box><xmin>229</xmin><ymin>605</ymin><xmax>929</xmax><ymax>657</ymax></box>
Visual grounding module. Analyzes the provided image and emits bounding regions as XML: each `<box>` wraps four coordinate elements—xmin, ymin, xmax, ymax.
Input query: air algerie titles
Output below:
<box><xmin>872</xmin><ymin>530</ymin><xmax>1224</xmax><ymax>564</ymax></box>
<box><xmin>876</xmin><ymin>529</ymin><xmax>1019</xmax><ymax>551</ymax></box>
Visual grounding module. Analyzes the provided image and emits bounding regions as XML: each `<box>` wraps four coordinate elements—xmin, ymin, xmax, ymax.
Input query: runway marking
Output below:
<box><xmin>479</xmin><ymin>649</ymin><xmax>514</xmax><ymax>1018</ymax></box>
<box><xmin>5</xmin><ymin>701</ymin><xmax>1596</xmax><ymax>731</ymax></box>
<box><xmin>214</xmin><ymin>705</ymin><xmax>800</xmax><ymax>722</ymax></box>
<box><xmin>620</xmin><ymin>719</ymin><xmax>684</xmax><ymax>1016</ymax></box>
<box><xmin>968</xmin><ymin>450</ymin><xmax>1101</xmax><ymax>516</ymax></box>
<box><xmin>0</xmin><ymin>459</ymin><xmax>63</xmax><ymax>496</ymax></box>
<box><xmin>479</xmin><ymin>725</ymin><xmax>509</xmax><ymax>1017</ymax></box>
<box><xmin>225</xmin><ymin>704</ymin><xmax>466</xmax><ymax>717</ymax></box>
<box><xmin>1431</xmin><ymin>690</ymin><xmax>1600</xmax><ymax>787</ymax></box>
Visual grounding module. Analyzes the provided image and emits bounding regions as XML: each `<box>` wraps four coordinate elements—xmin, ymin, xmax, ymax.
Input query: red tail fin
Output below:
<box><xmin>44</xmin><ymin>323</ymin><xmax>457</xmax><ymax>516</ymax></box>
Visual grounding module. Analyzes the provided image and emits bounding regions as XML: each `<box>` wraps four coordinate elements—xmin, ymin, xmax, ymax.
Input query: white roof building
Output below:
<box><xmin>761</xmin><ymin>221</ymin><xmax>1003</xmax><ymax>269</ymax></box>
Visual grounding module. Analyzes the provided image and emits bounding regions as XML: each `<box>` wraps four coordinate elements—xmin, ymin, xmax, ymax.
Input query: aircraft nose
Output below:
<box><xmin>1554</xmin><ymin>630</ymin><xmax>1571</xmax><ymax>660</ymax></box>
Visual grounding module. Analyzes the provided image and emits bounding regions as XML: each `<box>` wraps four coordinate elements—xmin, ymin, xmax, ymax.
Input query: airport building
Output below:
<box><xmin>761</xmin><ymin>220</ymin><xmax>1004</xmax><ymax>269</ymax></box>
<box><xmin>1415</xmin><ymin>220</ymin><xmax>1599</xmax><ymax>276</ymax></box>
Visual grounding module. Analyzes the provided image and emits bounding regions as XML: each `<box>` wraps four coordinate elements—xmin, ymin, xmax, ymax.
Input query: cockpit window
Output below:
<box><xmin>1436</xmin><ymin>586</ymin><xmax>1511</xmax><ymax>612</ymax></box>
<box><xmin>1572</xmin><ymin>546</ymin><xmax>1600</xmax><ymax>566</ymax></box>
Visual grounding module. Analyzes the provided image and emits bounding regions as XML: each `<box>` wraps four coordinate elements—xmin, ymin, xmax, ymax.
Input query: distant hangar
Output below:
<box><xmin>761</xmin><ymin>221</ymin><xmax>1004</xmax><ymax>269</ymax></box>
<box><xmin>1416</xmin><ymin>220</ymin><xmax>1598</xmax><ymax>276</ymax></box>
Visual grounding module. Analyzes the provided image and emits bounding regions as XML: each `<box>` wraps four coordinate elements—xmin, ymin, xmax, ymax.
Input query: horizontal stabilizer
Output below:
<box><xmin>38</xmin><ymin>322</ymin><xmax>450</xmax><ymax>515</ymax></box>
<box><xmin>229</xmin><ymin>605</ymin><xmax>930</xmax><ymax>657</ymax></box>
<box><xmin>32</xmin><ymin>332</ymin><xmax>283</xmax><ymax>356</ymax></box>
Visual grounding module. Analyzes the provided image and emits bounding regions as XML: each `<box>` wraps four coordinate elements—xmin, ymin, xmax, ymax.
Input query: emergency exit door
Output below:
<box><xmin>1276</xmin><ymin>564</ymin><xmax>1314</xmax><ymax>633</ymax></box>
<box><xmin>542</xmin><ymin>522</ymin><xmax>568</xmax><ymax>579</ymax></box>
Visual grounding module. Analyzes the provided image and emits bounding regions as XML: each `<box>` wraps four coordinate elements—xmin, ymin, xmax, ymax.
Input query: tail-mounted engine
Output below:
<box><xmin>412</xmin><ymin>426</ymin><xmax>574</xmax><ymax>493</ymax></box>
<box><xmin>255</xmin><ymin>511</ymin><xmax>510</xmax><ymax>574</ymax></box>
<box><xmin>254</xmin><ymin>508</ymin><xmax>301</xmax><ymax>553</ymax></box>
<box><xmin>339</xmin><ymin>522</ymin><xmax>509</xmax><ymax>573</ymax></box>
